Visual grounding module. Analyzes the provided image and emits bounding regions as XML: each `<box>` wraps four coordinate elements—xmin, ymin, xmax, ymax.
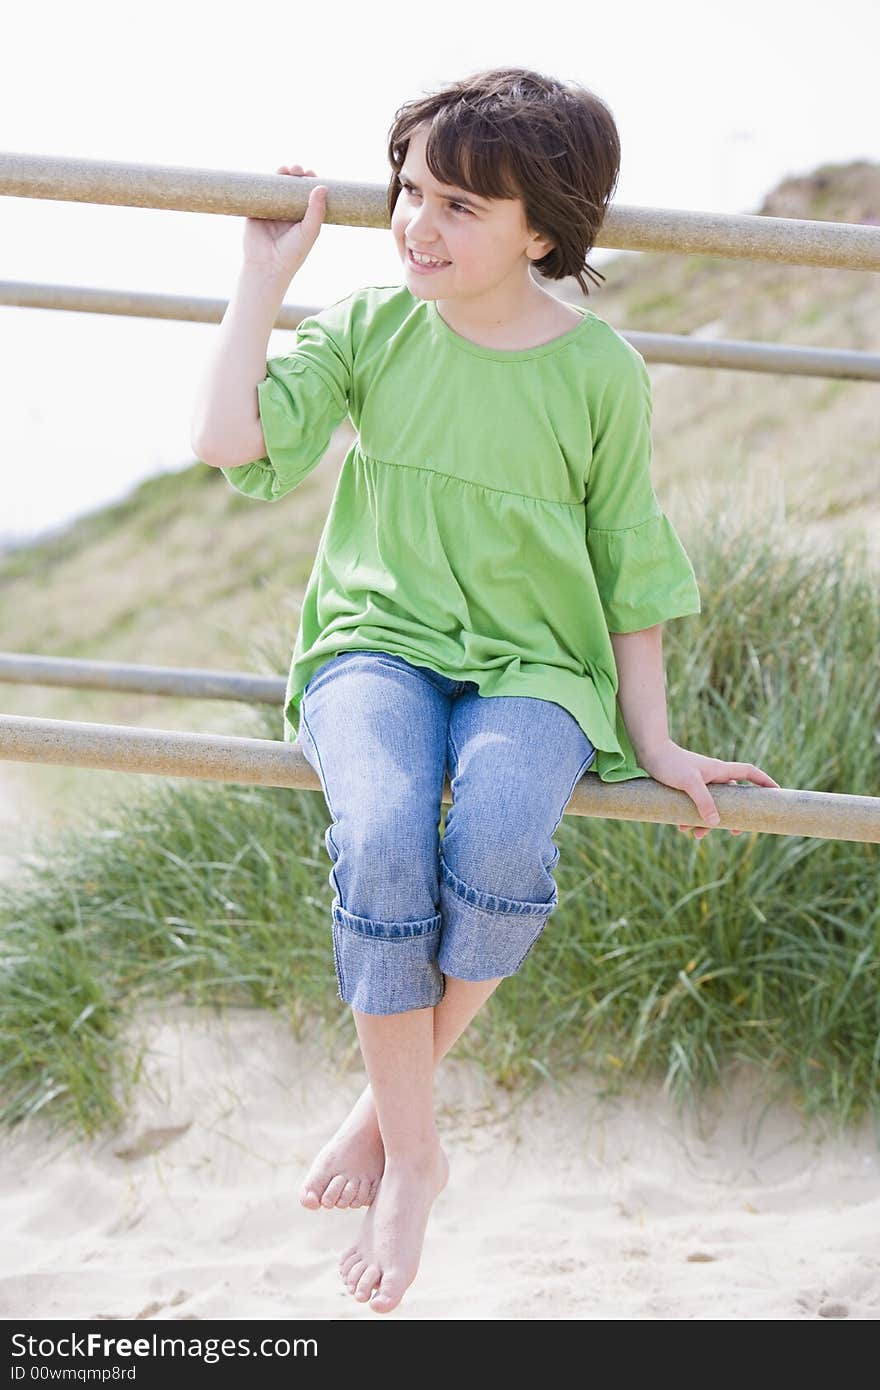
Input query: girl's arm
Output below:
<box><xmin>609</xmin><ymin>623</ymin><xmax>669</xmax><ymax>763</ymax></box>
<box><xmin>191</xmin><ymin>263</ymin><xmax>291</xmax><ymax>468</ymax></box>
<box><xmin>610</xmin><ymin>624</ymin><xmax>780</xmax><ymax>839</ymax></box>
<box><xmin>191</xmin><ymin>164</ymin><xmax>328</xmax><ymax>470</ymax></box>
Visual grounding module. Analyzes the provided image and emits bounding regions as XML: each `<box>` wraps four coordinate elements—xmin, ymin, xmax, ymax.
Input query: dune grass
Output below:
<box><xmin>0</xmin><ymin>499</ymin><xmax>877</xmax><ymax>1142</ymax></box>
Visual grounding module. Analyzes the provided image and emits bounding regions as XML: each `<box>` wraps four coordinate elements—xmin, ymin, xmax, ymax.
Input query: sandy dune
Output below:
<box><xmin>1</xmin><ymin>1002</ymin><xmax>878</xmax><ymax>1321</ymax></box>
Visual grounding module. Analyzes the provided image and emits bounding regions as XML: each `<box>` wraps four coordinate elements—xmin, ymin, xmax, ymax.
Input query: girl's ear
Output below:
<box><xmin>527</xmin><ymin>230</ymin><xmax>556</xmax><ymax>260</ymax></box>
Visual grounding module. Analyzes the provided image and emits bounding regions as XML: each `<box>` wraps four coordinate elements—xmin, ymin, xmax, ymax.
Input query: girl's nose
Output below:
<box><xmin>407</xmin><ymin>207</ymin><xmax>441</xmax><ymax>242</ymax></box>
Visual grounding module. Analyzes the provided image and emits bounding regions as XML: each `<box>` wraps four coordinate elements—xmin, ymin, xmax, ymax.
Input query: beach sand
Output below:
<box><xmin>1</xmin><ymin>1001</ymin><xmax>878</xmax><ymax>1321</ymax></box>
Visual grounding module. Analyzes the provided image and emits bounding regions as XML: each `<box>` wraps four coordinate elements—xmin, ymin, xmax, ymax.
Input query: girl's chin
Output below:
<box><xmin>403</xmin><ymin>277</ymin><xmax>444</xmax><ymax>298</ymax></box>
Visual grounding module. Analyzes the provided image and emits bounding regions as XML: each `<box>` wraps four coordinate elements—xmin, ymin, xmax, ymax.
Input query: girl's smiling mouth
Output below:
<box><xmin>407</xmin><ymin>248</ymin><xmax>451</xmax><ymax>272</ymax></box>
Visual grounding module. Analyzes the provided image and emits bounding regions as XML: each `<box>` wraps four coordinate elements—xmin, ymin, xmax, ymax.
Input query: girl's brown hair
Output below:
<box><xmin>386</xmin><ymin>66</ymin><xmax>621</xmax><ymax>295</ymax></box>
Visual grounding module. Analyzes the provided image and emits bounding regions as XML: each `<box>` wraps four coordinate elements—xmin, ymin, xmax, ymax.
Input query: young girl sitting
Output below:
<box><xmin>192</xmin><ymin>65</ymin><xmax>779</xmax><ymax>1315</ymax></box>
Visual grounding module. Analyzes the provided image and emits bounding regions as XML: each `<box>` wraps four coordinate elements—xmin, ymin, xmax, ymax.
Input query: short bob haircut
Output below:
<box><xmin>386</xmin><ymin>66</ymin><xmax>621</xmax><ymax>296</ymax></box>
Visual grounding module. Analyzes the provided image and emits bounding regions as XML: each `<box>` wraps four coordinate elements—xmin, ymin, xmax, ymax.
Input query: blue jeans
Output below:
<box><xmin>295</xmin><ymin>650</ymin><xmax>597</xmax><ymax>1016</ymax></box>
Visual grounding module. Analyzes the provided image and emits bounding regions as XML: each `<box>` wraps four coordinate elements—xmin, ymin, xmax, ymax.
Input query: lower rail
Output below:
<box><xmin>0</xmin><ymin>714</ymin><xmax>877</xmax><ymax>843</ymax></box>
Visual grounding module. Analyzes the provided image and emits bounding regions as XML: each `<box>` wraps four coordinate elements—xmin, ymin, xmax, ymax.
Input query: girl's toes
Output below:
<box><xmin>348</xmin><ymin>1177</ymin><xmax>370</xmax><ymax>1208</ymax></box>
<box><xmin>336</xmin><ymin>1178</ymin><xmax>360</xmax><ymax>1209</ymax></box>
<box><xmin>321</xmin><ymin>1175</ymin><xmax>347</xmax><ymax>1207</ymax></box>
<box><xmin>299</xmin><ymin>1185</ymin><xmax>322</xmax><ymax>1209</ymax></box>
<box><xmin>338</xmin><ymin>1246</ymin><xmax>360</xmax><ymax>1277</ymax></box>
<box><xmin>370</xmin><ymin>1275</ymin><xmax>405</xmax><ymax>1314</ymax></box>
<box><xmin>354</xmin><ymin>1264</ymin><xmax>382</xmax><ymax>1302</ymax></box>
<box><xmin>344</xmin><ymin>1259</ymin><xmax>368</xmax><ymax>1292</ymax></box>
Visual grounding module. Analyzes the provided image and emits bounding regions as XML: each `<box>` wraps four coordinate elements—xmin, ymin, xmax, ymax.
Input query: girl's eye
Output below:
<box><xmin>400</xmin><ymin>182</ymin><xmax>472</xmax><ymax>215</ymax></box>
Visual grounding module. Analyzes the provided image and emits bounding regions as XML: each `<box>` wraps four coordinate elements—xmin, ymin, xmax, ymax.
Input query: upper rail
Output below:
<box><xmin>3</xmin><ymin>152</ymin><xmax>880</xmax><ymax>270</ymax></box>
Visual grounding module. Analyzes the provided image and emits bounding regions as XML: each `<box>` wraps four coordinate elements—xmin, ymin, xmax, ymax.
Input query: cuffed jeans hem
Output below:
<box><xmin>331</xmin><ymin>900</ymin><xmax>445</xmax><ymax>1015</ymax></box>
<box><xmin>437</xmin><ymin>859</ymin><xmax>556</xmax><ymax>981</ymax></box>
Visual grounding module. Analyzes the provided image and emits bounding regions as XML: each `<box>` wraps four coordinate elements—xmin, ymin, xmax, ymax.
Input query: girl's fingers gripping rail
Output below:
<box><xmin>636</xmin><ymin>741</ymin><xmax>780</xmax><ymax>841</ymax></box>
<box><xmin>242</xmin><ymin>162</ymin><xmax>329</xmax><ymax>280</ymax></box>
<box><xmin>676</xmin><ymin>761</ymin><xmax>782</xmax><ymax>840</ymax></box>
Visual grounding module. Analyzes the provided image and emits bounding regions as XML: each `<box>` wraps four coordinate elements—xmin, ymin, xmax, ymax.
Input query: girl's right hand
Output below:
<box><xmin>242</xmin><ymin>164</ymin><xmax>328</xmax><ymax>279</ymax></box>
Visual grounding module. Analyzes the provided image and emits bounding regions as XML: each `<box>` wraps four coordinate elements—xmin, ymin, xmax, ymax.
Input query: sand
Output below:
<box><xmin>1</xmin><ymin>1001</ymin><xmax>878</xmax><ymax>1321</ymax></box>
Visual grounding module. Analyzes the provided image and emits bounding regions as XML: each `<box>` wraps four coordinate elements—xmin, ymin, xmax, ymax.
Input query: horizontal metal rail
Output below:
<box><xmin>3</xmin><ymin>152</ymin><xmax>880</xmax><ymax>270</ymax></box>
<box><xmin>628</xmin><ymin>331</ymin><xmax>880</xmax><ymax>379</ymax></box>
<box><xmin>2</xmin><ymin>281</ymin><xmax>878</xmax><ymax>380</ymax></box>
<box><xmin>0</xmin><ymin>653</ymin><xmax>283</xmax><ymax>703</ymax></box>
<box><xmin>0</xmin><ymin>713</ymin><xmax>877</xmax><ymax>843</ymax></box>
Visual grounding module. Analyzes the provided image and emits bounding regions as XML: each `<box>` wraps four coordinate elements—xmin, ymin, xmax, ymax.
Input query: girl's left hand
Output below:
<box><xmin>635</xmin><ymin>738</ymin><xmax>781</xmax><ymax>840</ymax></box>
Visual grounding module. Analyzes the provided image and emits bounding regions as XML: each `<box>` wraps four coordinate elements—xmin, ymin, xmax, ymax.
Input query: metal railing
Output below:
<box><xmin>1</xmin><ymin>710</ymin><xmax>877</xmax><ymax>844</ymax></box>
<box><xmin>0</xmin><ymin>656</ymin><xmax>877</xmax><ymax>844</ymax></box>
<box><xmin>0</xmin><ymin>652</ymin><xmax>283</xmax><ymax>704</ymax></box>
<box><xmin>2</xmin><ymin>153</ymin><xmax>877</xmax><ymax>847</ymax></box>
<box><xmin>2</xmin><ymin>280</ymin><xmax>878</xmax><ymax>381</ymax></box>
<box><xmin>3</xmin><ymin>152</ymin><xmax>880</xmax><ymax>268</ymax></box>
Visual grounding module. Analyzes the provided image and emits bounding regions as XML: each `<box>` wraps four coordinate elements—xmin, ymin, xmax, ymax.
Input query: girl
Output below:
<box><xmin>191</xmin><ymin>66</ymin><xmax>779</xmax><ymax>1315</ymax></box>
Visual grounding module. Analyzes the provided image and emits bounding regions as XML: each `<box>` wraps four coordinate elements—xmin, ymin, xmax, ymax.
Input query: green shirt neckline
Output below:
<box><xmin>427</xmin><ymin>297</ymin><xmax>595</xmax><ymax>361</ymax></box>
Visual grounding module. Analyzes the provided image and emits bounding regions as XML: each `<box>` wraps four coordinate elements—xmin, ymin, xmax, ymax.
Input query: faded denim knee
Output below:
<box><xmin>331</xmin><ymin>899</ymin><xmax>445</xmax><ymax>1015</ymax></box>
<box><xmin>437</xmin><ymin>858</ymin><xmax>556</xmax><ymax>981</ymax></box>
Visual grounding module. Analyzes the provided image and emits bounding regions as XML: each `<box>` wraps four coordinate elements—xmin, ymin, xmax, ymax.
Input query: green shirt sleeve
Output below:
<box><xmin>585</xmin><ymin>347</ymin><xmax>701</xmax><ymax>633</ymax></box>
<box><xmin>219</xmin><ymin>300</ymin><xmax>353</xmax><ymax>502</ymax></box>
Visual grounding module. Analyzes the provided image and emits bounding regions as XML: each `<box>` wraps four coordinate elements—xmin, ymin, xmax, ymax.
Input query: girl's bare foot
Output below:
<box><xmin>299</xmin><ymin>1085</ymin><xmax>385</xmax><ymax>1211</ymax></box>
<box><xmin>338</xmin><ymin>1142</ymin><xmax>449</xmax><ymax>1313</ymax></box>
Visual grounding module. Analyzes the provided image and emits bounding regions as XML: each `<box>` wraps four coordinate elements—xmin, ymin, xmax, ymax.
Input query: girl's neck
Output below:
<box><xmin>433</xmin><ymin>287</ymin><xmax>582</xmax><ymax>352</ymax></box>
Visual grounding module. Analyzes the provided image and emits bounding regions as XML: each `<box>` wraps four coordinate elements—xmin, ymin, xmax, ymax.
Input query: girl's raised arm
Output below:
<box><xmin>190</xmin><ymin>165</ymin><xmax>328</xmax><ymax>470</ymax></box>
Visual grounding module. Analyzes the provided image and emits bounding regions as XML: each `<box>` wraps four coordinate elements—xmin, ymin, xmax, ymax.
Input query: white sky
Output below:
<box><xmin>2</xmin><ymin>0</ymin><xmax>879</xmax><ymax>544</ymax></box>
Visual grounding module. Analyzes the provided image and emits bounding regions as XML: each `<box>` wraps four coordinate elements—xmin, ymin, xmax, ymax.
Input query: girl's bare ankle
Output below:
<box><xmin>382</xmin><ymin>1133</ymin><xmax>443</xmax><ymax>1171</ymax></box>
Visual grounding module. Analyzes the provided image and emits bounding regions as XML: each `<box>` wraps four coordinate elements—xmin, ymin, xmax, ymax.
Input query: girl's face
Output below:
<box><xmin>391</xmin><ymin>124</ymin><xmax>554</xmax><ymax>306</ymax></box>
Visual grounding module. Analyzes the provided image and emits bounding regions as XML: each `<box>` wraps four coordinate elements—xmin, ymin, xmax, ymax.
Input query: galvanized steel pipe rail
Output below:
<box><xmin>3</xmin><ymin>152</ymin><xmax>880</xmax><ymax>269</ymax></box>
<box><xmin>0</xmin><ymin>712</ymin><xmax>877</xmax><ymax>844</ymax></box>
<box><xmin>0</xmin><ymin>652</ymin><xmax>284</xmax><ymax>703</ymax></box>
<box><xmin>2</xmin><ymin>280</ymin><xmax>878</xmax><ymax>381</ymax></box>
<box><xmin>3</xmin><ymin>154</ymin><xmax>878</xmax><ymax>847</ymax></box>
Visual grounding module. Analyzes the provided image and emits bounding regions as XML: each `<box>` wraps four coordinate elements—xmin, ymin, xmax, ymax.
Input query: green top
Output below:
<box><xmin>216</xmin><ymin>283</ymin><xmax>701</xmax><ymax>782</ymax></box>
